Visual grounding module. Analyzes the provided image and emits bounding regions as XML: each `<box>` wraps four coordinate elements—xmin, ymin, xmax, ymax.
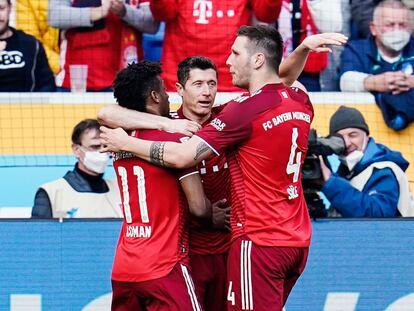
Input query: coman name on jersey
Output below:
<box><xmin>126</xmin><ymin>225</ymin><xmax>152</xmax><ymax>238</ymax></box>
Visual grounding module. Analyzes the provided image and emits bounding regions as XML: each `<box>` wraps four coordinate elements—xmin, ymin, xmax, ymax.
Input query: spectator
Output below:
<box><xmin>0</xmin><ymin>0</ymin><xmax>55</xmax><ymax>91</ymax></box>
<box><xmin>32</xmin><ymin>119</ymin><xmax>122</xmax><ymax>218</ymax></box>
<box><xmin>15</xmin><ymin>0</ymin><xmax>60</xmax><ymax>73</ymax></box>
<box><xmin>340</xmin><ymin>0</ymin><xmax>414</xmax><ymax>130</ymax></box>
<box><xmin>49</xmin><ymin>0</ymin><xmax>159</xmax><ymax>91</ymax></box>
<box><xmin>149</xmin><ymin>0</ymin><xmax>282</xmax><ymax>92</ymax></box>
<box><xmin>319</xmin><ymin>106</ymin><xmax>414</xmax><ymax>217</ymax></box>
<box><xmin>351</xmin><ymin>0</ymin><xmax>414</xmax><ymax>39</ymax></box>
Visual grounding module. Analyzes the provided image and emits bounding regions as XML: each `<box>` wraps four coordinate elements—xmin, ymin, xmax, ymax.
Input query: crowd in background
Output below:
<box><xmin>0</xmin><ymin>0</ymin><xmax>413</xmax><ymax>220</ymax></box>
<box><xmin>1</xmin><ymin>0</ymin><xmax>413</xmax><ymax>130</ymax></box>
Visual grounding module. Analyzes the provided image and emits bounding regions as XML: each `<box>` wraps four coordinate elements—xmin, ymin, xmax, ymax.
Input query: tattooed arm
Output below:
<box><xmin>100</xmin><ymin>126</ymin><xmax>214</xmax><ymax>168</ymax></box>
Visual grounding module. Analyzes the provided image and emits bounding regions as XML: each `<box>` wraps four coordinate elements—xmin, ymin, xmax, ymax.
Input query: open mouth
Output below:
<box><xmin>198</xmin><ymin>101</ymin><xmax>211</xmax><ymax>108</ymax></box>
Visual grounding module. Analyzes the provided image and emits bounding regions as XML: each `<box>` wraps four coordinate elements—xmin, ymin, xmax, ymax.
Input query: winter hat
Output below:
<box><xmin>329</xmin><ymin>106</ymin><xmax>369</xmax><ymax>135</ymax></box>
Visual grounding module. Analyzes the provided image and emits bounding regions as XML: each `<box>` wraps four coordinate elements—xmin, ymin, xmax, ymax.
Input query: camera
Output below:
<box><xmin>302</xmin><ymin>129</ymin><xmax>345</xmax><ymax>217</ymax></box>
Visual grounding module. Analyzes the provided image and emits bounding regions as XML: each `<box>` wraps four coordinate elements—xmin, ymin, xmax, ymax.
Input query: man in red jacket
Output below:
<box><xmin>150</xmin><ymin>0</ymin><xmax>282</xmax><ymax>91</ymax></box>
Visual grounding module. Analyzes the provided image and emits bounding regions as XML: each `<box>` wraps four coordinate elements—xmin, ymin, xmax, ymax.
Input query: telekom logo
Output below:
<box><xmin>193</xmin><ymin>0</ymin><xmax>213</xmax><ymax>24</ymax></box>
<box><xmin>193</xmin><ymin>0</ymin><xmax>235</xmax><ymax>24</ymax></box>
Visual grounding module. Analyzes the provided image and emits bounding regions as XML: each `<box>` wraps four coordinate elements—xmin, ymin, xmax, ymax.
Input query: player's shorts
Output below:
<box><xmin>190</xmin><ymin>253</ymin><xmax>227</xmax><ymax>311</ymax></box>
<box><xmin>226</xmin><ymin>236</ymin><xmax>308</xmax><ymax>311</ymax></box>
<box><xmin>111</xmin><ymin>263</ymin><xmax>203</xmax><ymax>311</ymax></box>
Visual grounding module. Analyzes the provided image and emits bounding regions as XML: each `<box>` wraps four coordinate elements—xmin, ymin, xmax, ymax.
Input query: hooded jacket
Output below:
<box><xmin>321</xmin><ymin>137</ymin><xmax>410</xmax><ymax>217</ymax></box>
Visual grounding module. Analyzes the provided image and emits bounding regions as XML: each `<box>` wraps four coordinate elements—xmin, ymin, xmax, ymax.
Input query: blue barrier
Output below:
<box><xmin>1</xmin><ymin>219</ymin><xmax>413</xmax><ymax>310</ymax></box>
<box><xmin>0</xmin><ymin>155</ymin><xmax>115</xmax><ymax>207</ymax></box>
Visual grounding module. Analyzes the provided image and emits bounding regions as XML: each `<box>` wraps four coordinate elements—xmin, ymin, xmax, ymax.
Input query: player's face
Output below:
<box><xmin>337</xmin><ymin>128</ymin><xmax>368</xmax><ymax>156</ymax></box>
<box><xmin>157</xmin><ymin>77</ymin><xmax>170</xmax><ymax>117</ymax></box>
<box><xmin>0</xmin><ymin>0</ymin><xmax>11</xmax><ymax>37</ymax></box>
<box><xmin>226</xmin><ymin>36</ymin><xmax>252</xmax><ymax>89</ymax></box>
<box><xmin>177</xmin><ymin>68</ymin><xmax>217</xmax><ymax>120</ymax></box>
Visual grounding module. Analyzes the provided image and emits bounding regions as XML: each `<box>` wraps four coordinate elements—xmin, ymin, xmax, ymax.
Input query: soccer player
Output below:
<box><xmin>100</xmin><ymin>27</ymin><xmax>347</xmax><ymax>310</ymax></box>
<box><xmin>174</xmin><ymin>57</ymin><xmax>231</xmax><ymax>311</ymax></box>
<box><xmin>110</xmin><ymin>61</ymin><xmax>209</xmax><ymax>311</ymax></box>
<box><xmin>99</xmin><ymin>56</ymin><xmax>231</xmax><ymax>311</ymax></box>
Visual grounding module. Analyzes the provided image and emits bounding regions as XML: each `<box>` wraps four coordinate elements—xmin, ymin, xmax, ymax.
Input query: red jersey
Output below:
<box><xmin>173</xmin><ymin>106</ymin><xmax>231</xmax><ymax>255</ymax></box>
<box><xmin>196</xmin><ymin>84</ymin><xmax>313</xmax><ymax>247</ymax></box>
<box><xmin>111</xmin><ymin>129</ymin><xmax>197</xmax><ymax>282</ymax></box>
<box><xmin>150</xmin><ymin>0</ymin><xmax>281</xmax><ymax>92</ymax></box>
<box><xmin>57</xmin><ymin>1</ymin><xmax>146</xmax><ymax>90</ymax></box>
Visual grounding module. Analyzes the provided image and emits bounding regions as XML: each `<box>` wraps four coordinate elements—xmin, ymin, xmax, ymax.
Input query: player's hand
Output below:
<box><xmin>301</xmin><ymin>33</ymin><xmax>348</xmax><ymax>53</ymax></box>
<box><xmin>100</xmin><ymin>126</ymin><xmax>129</xmax><ymax>152</ymax></box>
<box><xmin>0</xmin><ymin>41</ymin><xmax>6</xmax><ymax>51</ymax></box>
<box><xmin>110</xmin><ymin>0</ymin><xmax>126</xmax><ymax>17</ymax></box>
<box><xmin>318</xmin><ymin>155</ymin><xmax>332</xmax><ymax>182</ymax></box>
<box><xmin>164</xmin><ymin>119</ymin><xmax>202</xmax><ymax>136</ymax></box>
<box><xmin>212</xmin><ymin>199</ymin><xmax>231</xmax><ymax>232</ymax></box>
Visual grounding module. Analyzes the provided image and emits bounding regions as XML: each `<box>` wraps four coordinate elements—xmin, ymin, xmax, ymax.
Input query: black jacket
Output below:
<box><xmin>0</xmin><ymin>28</ymin><xmax>56</xmax><ymax>92</ymax></box>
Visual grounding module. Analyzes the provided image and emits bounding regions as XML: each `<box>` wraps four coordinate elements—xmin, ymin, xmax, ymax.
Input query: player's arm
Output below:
<box><xmin>97</xmin><ymin>105</ymin><xmax>201</xmax><ymax>135</ymax></box>
<box><xmin>100</xmin><ymin>126</ymin><xmax>213</xmax><ymax>168</ymax></box>
<box><xmin>279</xmin><ymin>33</ymin><xmax>348</xmax><ymax>87</ymax></box>
<box><xmin>180</xmin><ymin>173</ymin><xmax>212</xmax><ymax>219</ymax></box>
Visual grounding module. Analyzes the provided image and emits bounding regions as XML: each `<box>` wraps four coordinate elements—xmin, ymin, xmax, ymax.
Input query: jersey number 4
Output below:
<box><xmin>286</xmin><ymin>128</ymin><xmax>302</xmax><ymax>183</ymax></box>
<box><xmin>117</xmin><ymin>166</ymin><xmax>149</xmax><ymax>224</ymax></box>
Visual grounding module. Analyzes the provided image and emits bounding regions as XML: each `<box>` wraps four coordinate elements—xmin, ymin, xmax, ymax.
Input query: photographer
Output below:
<box><xmin>319</xmin><ymin>106</ymin><xmax>414</xmax><ymax>217</ymax></box>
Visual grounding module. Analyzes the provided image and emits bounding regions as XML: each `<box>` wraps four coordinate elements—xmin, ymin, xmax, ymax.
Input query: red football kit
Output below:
<box><xmin>174</xmin><ymin>106</ymin><xmax>231</xmax><ymax>311</ymax></box>
<box><xmin>196</xmin><ymin>83</ymin><xmax>313</xmax><ymax>310</ymax></box>
<box><xmin>111</xmin><ymin>129</ymin><xmax>202</xmax><ymax>311</ymax></box>
<box><xmin>175</xmin><ymin>106</ymin><xmax>231</xmax><ymax>256</ymax></box>
<box><xmin>57</xmin><ymin>1</ymin><xmax>147</xmax><ymax>90</ymax></box>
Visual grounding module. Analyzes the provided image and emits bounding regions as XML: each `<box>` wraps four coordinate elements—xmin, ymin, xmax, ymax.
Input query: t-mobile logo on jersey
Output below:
<box><xmin>193</xmin><ymin>0</ymin><xmax>235</xmax><ymax>24</ymax></box>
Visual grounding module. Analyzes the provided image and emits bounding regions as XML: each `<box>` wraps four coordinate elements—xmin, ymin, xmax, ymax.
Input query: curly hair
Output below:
<box><xmin>113</xmin><ymin>61</ymin><xmax>163</xmax><ymax>112</ymax></box>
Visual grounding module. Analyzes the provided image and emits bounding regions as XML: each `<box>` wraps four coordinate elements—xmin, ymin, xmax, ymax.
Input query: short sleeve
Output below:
<box><xmin>196</xmin><ymin>101</ymin><xmax>252</xmax><ymax>155</ymax></box>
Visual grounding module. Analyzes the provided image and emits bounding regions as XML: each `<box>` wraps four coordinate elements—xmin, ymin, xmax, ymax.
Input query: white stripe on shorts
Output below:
<box><xmin>240</xmin><ymin>240</ymin><xmax>253</xmax><ymax>310</ymax></box>
<box><xmin>181</xmin><ymin>264</ymin><xmax>202</xmax><ymax>311</ymax></box>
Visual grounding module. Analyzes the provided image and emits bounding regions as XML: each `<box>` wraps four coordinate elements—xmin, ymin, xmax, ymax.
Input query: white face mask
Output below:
<box><xmin>82</xmin><ymin>150</ymin><xmax>109</xmax><ymax>174</ymax></box>
<box><xmin>381</xmin><ymin>30</ymin><xmax>411</xmax><ymax>52</ymax></box>
<box><xmin>339</xmin><ymin>150</ymin><xmax>364</xmax><ymax>171</ymax></box>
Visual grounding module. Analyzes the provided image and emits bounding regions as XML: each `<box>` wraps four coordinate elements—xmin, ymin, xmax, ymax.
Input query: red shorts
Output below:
<box><xmin>226</xmin><ymin>237</ymin><xmax>308</xmax><ymax>311</ymax></box>
<box><xmin>111</xmin><ymin>263</ymin><xmax>203</xmax><ymax>311</ymax></box>
<box><xmin>190</xmin><ymin>253</ymin><xmax>227</xmax><ymax>311</ymax></box>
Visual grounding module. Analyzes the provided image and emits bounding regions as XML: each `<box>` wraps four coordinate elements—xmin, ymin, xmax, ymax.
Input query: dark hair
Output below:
<box><xmin>237</xmin><ymin>25</ymin><xmax>283</xmax><ymax>73</ymax></box>
<box><xmin>177</xmin><ymin>56</ymin><xmax>218</xmax><ymax>86</ymax></box>
<box><xmin>113</xmin><ymin>61</ymin><xmax>163</xmax><ymax>111</ymax></box>
<box><xmin>71</xmin><ymin>119</ymin><xmax>100</xmax><ymax>145</ymax></box>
